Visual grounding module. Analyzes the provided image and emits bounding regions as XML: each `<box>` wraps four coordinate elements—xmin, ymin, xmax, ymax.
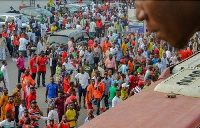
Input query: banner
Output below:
<box><xmin>128</xmin><ymin>9</ymin><xmax>145</xmax><ymax>34</ymax></box>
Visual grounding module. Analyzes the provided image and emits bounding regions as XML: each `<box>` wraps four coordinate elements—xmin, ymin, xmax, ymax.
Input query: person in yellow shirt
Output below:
<box><xmin>0</xmin><ymin>88</ymin><xmax>8</xmax><ymax>120</ymax></box>
<box><xmin>121</xmin><ymin>39</ymin><xmax>128</xmax><ymax>55</ymax></box>
<box><xmin>159</xmin><ymin>46</ymin><xmax>164</xmax><ymax>59</ymax></box>
<box><xmin>51</xmin><ymin>23</ymin><xmax>57</xmax><ymax>34</ymax></box>
<box><xmin>148</xmin><ymin>38</ymin><xmax>154</xmax><ymax>53</ymax></box>
<box><xmin>48</xmin><ymin>0</ymin><xmax>54</xmax><ymax>7</ymax></box>
<box><xmin>66</xmin><ymin>102</ymin><xmax>77</xmax><ymax>128</ymax></box>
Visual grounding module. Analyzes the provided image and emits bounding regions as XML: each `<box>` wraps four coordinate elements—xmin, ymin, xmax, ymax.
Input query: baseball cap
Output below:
<box><xmin>122</xmin><ymin>83</ymin><xmax>129</xmax><ymax>88</ymax></box>
<box><xmin>138</xmin><ymin>81</ymin><xmax>144</xmax><ymax>86</ymax></box>
<box><xmin>31</xmin><ymin>100</ymin><xmax>37</xmax><ymax>104</ymax></box>
<box><xmin>65</xmin><ymin>71</ymin><xmax>69</xmax><ymax>75</ymax></box>
<box><xmin>104</xmin><ymin>72</ymin><xmax>108</xmax><ymax>75</ymax></box>
<box><xmin>120</xmin><ymin>59</ymin><xmax>124</xmax><ymax>64</ymax></box>
<box><xmin>25</xmin><ymin>69</ymin><xmax>30</xmax><ymax>73</ymax></box>
<box><xmin>141</xmin><ymin>59</ymin><xmax>146</xmax><ymax>63</ymax></box>
<box><xmin>112</xmin><ymin>80</ymin><xmax>120</xmax><ymax>84</ymax></box>
<box><xmin>137</xmin><ymin>49</ymin><xmax>142</xmax><ymax>52</ymax></box>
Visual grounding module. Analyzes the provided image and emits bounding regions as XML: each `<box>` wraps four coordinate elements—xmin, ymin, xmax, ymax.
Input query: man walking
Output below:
<box><xmin>45</xmin><ymin>77</ymin><xmax>58</xmax><ymax>115</ymax></box>
<box><xmin>16</xmin><ymin>52</ymin><xmax>26</xmax><ymax>83</ymax></box>
<box><xmin>36</xmin><ymin>51</ymin><xmax>48</xmax><ymax>87</ymax></box>
<box><xmin>1</xmin><ymin>61</ymin><xmax>10</xmax><ymax>95</ymax></box>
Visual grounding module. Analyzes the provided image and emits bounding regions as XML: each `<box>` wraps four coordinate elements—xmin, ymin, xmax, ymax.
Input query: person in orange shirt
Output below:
<box><xmin>8</xmin><ymin>19</ymin><xmax>15</xmax><ymax>33</ymax></box>
<box><xmin>94</xmin><ymin>76</ymin><xmax>105</xmax><ymax>115</ymax></box>
<box><xmin>45</xmin><ymin>118</ymin><xmax>58</xmax><ymax>128</ymax></box>
<box><xmin>128</xmin><ymin>57</ymin><xmax>134</xmax><ymax>73</ymax></box>
<box><xmin>88</xmin><ymin>37</ymin><xmax>94</xmax><ymax>48</ymax></box>
<box><xmin>0</xmin><ymin>88</ymin><xmax>8</xmax><ymax>120</ymax></box>
<box><xmin>1</xmin><ymin>29</ymin><xmax>8</xmax><ymax>38</ymax></box>
<box><xmin>85</xmin><ymin>79</ymin><xmax>95</xmax><ymax>110</ymax></box>
<box><xmin>58</xmin><ymin>115</ymin><xmax>70</xmax><ymax>128</ymax></box>
<box><xmin>102</xmin><ymin>37</ymin><xmax>111</xmax><ymax>53</ymax></box>
<box><xmin>62</xmin><ymin>48</ymin><xmax>68</xmax><ymax>64</ymax></box>
<box><xmin>5</xmin><ymin>96</ymin><xmax>15</xmax><ymax>118</ymax></box>
<box><xmin>22</xmin><ymin>69</ymin><xmax>36</xmax><ymax>88</ymax></box>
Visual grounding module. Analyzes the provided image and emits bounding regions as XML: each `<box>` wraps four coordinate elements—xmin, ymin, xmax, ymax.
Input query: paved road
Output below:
<box><xmin>6</xmin><ymin>56</ymin><xmax>89</xmax><ymax>127</ymax></box>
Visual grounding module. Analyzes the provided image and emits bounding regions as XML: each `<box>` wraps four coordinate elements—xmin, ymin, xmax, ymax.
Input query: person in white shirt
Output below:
<box><xmin>107</xmin><ymin>24</ymin><xmax>116</xmax><ymax>36</ymax></box>
<box><xmin>112</xmin><ymin>89</ymin><xmax>122</xmax><ymax>107</ymax></box>
<box><xmin>62</xmin><ymin>58</ymin><xmax>71</xmax><ymax>72</ymax></box>
<box><xmin>47</xmin><ymin>104</ymin><xmax>59</xmax><ymax>125</ymax></box>
<box><xmin>19</xmin><ymin>35</ymin><xmax>28</xmax><ymax>57</ymax></box>
<box><xmin>101</xmin><ymin>13</ymin><xmax>106</xmax><ymax>25</ymax></box>
<box><xmin>75</xmin><ymin>68</ymin><xmax>90</xmax><ymax>108</ymax></box>
<box><xmin>76</xmin><ymin>21</ymin><xmax>82</xmax><ymax>30</ymax></box>
<box><xmin>15</xmin><ymin>15</ymin><xmax>22</xmax><ymax>32</ymax></box>
<box><xmin>1</xmin><ymin>61</ymin><xmax>10</xmax><ymax>95</ymax></box>
<box><xmin>40</xmin><ymin>21</ymin><xmax>47</xmax><ymax>39</ymax></box>
<box><xmin>89</xmin><ymin>19</ymin><xmax>96</xmax><ymax>37</ymax></box>
<box><xmin>36</xmin><ymin>38</ymin><xmax>46</xmax><ymax>55</ymax></box>
<box><xmin>84</xmin><ymin>109</ymin><xmax>96</xmax><ymax>123</ymax></box>
<box><xmin>18</xmin><ymin>99</ymin><xmax>26</xmax><ymax>120</ymax></box>
<box><xmin>0</xmin><ymin>113</ymin><xmax>16</xmax><ymax>127</ymax></box>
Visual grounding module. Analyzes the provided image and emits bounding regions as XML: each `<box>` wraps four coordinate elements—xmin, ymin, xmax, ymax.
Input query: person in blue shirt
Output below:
<box><xmin>114</xmin><ymin>46</ymin><xmax>123</xmax><ymax>69</ymax></box>
<box><xmin>45</xmin><ymin>77</ymin><xmax>58</xmax><ymax>114</ymax></box>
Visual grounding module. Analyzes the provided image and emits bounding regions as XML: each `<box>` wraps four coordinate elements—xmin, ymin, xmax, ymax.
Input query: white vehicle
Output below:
<box><xmin>0</xmin><ymin>13</ymin><xmax>29</xmax><ymax>33</ymax></box>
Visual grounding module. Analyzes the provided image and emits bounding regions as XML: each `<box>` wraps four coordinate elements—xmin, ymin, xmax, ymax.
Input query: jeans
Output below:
<box><xmin>96</xmin><ymin>98</ymin><xmax>101</xmax><ymax>115</ymax></box>
<box><xmin>31</xmin><ymin>73</ymin><xmax>36</xmax><ymax>80</ymax></box>
<box><xmin>89</xmin><ymin>32</ymin><xmax>96</xmax><ymax>37</ymax></box>
<box><xmin>108</xmin><ymin>99</ymin><xmax>112</xmax><ymax>108</ymax></box>
<box><xmin>18</xmin><ymin>69</ymin><xmax>25</xmax><ymax>83</ymax></box>
<box><xmin>50</xmin><ymin>66</ymin><xmax>56</xmax><ymax>77</ymax></box>
<box><xmin>15</xmin><ymin>106</ymin><xmax>19</xmax><ymax>122</ymax></box>
<box><xmin>37</xmin><ymin>71</ymin><xmax>46</xmax><ymax>86</ymax></box>
<box><xmin>104</xmin><ymin>95</ymin><xmax>109</xmax><ymax>109</ymax></box>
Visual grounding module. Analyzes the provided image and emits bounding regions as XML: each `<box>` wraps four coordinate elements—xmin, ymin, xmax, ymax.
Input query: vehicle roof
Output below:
<box><xmin>0</xmin><ymin>13</ymin><xmax>21</xmax><ymax>16</ymax></box>
<box><xmin>21</xmin><ymin>7</ymin><xmax>45</xmax><ymax>11</ymax></box>
<box><xmin>51</xmin><ymin>29</ymin><xmax>86</xmax><ymax>36</ymax></box>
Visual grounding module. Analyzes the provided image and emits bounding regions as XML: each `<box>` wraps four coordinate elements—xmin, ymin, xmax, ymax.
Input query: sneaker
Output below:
<box><xmin>100</xmin><ymin>108</ymin><xmax>106</xmax><ymax>112</ymax></box>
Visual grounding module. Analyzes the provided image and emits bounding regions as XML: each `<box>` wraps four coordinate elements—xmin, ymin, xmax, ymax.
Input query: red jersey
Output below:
<box><xmin>59</xmin><ymin>122</ymin><xmax>70</xmax><ymax>128</ymax></box>
<box><xmin>96</xmin><ymin>21</ymin><xmax>103</xmax><ymax>28</ymax></box>
<box><xmin>129</xmin><ymin>75</ymin><xmax>139</xmax><ymax>90</ymax></box>
<box><xmin>63</xmin><ymin>78</ymin><xmax>70</xmax><ymax>93</ymax></box>
<box><xmin>29</xmin><ymin>58</ymin><xmax>37</xmax><ymax>73</ymax></box>
<box><xmin>36</xmin><ymin>56</ymin><xmax>48</xmax><ymax>72</ymax></box>
<box><xmin>45</xmin><ymin>125</ymin><xmax>57</xmax><ymax>128</ymax></box>
<box><xmin>62</xmin><ymin>52</ymin><xmax>68</xmax><ymax>64</ymax></box>
<box><xmin>27</xmin><ymin>93</ymin><xmax>36</xmax><ymax>109</ymax></box>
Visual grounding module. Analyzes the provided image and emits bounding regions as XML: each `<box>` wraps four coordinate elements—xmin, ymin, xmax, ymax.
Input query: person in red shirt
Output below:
<box><xmin>29</xmin><ymin>54</ymin><xmax>37</xmax><ymax>80</ymax></box>
<box><xmin>8</xmin><ymin>19</ymin><xmax>15</xmax><ymax>33</ymax></box>
<box><xmin>78</xmin><ymin>0</ymin><xmax>83</xmax><ymax>4</ymax></box>
<box><xmin>36</xmin><ymin>51</ymin><xmax>48</xmax><ymax>87</ymax></box>
<box><xmin>96</xmin><ymin>18</ymin><xmax>103</xmax><ymax>37</ymax></box>
<box><xmin>58</xmin><ymin>115</ymin><xmax>70</xmax><ymax>128</ymax></box>
<box><xmin>129</xmin><ymin>71</ymin><xmax>139</xmax><ymax>90</ymax></box>
<box><xmin>63</xmin><ymin>72</ymin><xmax>70</xmax><ymax>94</ymax></box>
<box><xmin>88</xmin><ymin>38</ymin><xmax>94</xmax><ymax>48</ymax></box>
<box><xmin>62</xmin><ymin>48</ymin><xmax>68</xmax><ymax>64</ymax></box>
<box><xmin>5</xmin><ymin>96</ymin><xmax>15</xmax><ymax>118</ymax></box>
<box><xmin>27</xmin><ymin>87</ymin><xmax>36</xmax><ymax>109</ymax></box>
<box><xmin>46</xmin><ymin>118</ymin><xmax>57</xmax><ymax>128</ymax></box>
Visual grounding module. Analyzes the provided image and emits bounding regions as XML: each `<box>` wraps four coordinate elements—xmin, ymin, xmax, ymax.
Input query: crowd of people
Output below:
<box><xmin>0</xmin><ymin>0</ymin><xmax>199</xmax><ymax>127</ymax></box>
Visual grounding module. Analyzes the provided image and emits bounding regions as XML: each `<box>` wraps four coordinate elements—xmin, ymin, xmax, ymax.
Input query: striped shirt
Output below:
<box><xmin>133</xmin><ymin>86</ymin><xmax>142</xmax><ymax>94</ymax></box>
<box><xmin>28</xmin><ymin>109</ymin><xmax>40</xmax><ymax>126</ymax></box>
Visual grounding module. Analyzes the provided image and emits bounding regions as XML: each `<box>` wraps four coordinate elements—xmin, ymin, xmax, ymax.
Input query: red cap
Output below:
<box><xmin>141</xmin><ymin>59</ymin><xmax>146</xmax><ymax>63</ymax></box>
<box><xmin>138</xmin><ymin>49</ymin><xmax>142</xmax><ymax>52</ymax></box>
<box><xmin>25</xmin><ymin>69</ymin><xmax>30</xmax><ymax>73</ymax></box>
<box><xmin>138</xmin><ymin>81</ymin><xmax>144</xmax><ymax>86</ymax></box>
<box><xmin>120</xmin><ymin>59</ymin><xmax>124</xmax><ymax>64</ymax></box>
<box><xmin>104</xmin><ymin>72</ymin><xmax>108</xmax><ymax>75</ymax></box>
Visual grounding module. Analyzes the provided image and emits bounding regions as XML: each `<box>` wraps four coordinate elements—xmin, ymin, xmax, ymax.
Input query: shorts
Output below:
<box><xmin>47</xmin><ymin>98</ymin><xmax>56</xmax><ymax>108</ymax></box>
<box><xmin>78</xmin><ymin>85</ymin><xmax>87</xmax><ymax>97</ymax></box>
